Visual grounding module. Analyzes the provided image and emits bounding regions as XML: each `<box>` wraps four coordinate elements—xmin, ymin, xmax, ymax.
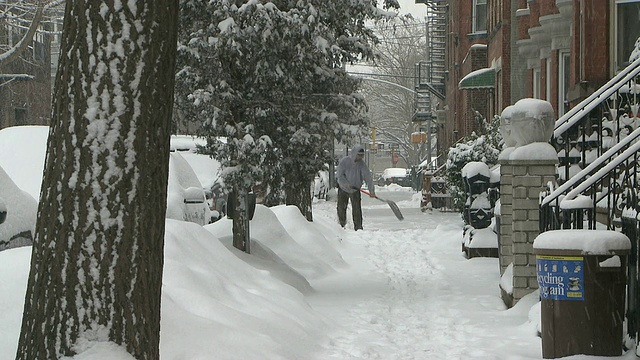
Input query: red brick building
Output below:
<box><xmin>438</xmin><ymin>0</ymin><xmax>640</xmax><ymax>159</ymax></box>
<box><xmin>439</xmin><ymin>0</ymin><xmax>493</xmax><ymax>161</ymax></box>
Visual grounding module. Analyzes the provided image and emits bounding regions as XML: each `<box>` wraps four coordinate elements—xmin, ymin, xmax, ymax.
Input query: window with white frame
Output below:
<box><xmin>533</xmin><ymin>68</ymin><xmax>541</xmax><ymax>99</ymax></box>
<box><xmin>473</xmin><ymin>0</ymin><xmax>487</xmax><ymax>33</ymax></box>
<box><xmin>615</xmin><ymin>0</ymin><xmax>640</xmax><ymax>70</ymax></box>
<box><xmin>558</xmin><ymin>51</ymin><xmax>571</xmax><ymax>116</ymax></box>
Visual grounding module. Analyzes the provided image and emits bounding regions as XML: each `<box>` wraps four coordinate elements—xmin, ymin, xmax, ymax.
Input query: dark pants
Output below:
<box><xmin>337</xmin><ymin>188</ymin><xmax>363</xmax><ymax>230</ymax></box>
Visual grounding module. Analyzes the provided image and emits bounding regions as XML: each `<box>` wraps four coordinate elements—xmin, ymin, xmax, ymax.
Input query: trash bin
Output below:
<box><xmin>533</xmin><ymin>230</ymin><xmax>631</xmax><ymax>359</ymax></box>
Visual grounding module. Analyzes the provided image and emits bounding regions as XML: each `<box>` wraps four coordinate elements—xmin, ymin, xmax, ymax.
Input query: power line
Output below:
<box><xmin>368</xmin><ymin>22</ymin><xmax>427</xmax><ymax>30</ymax></box>
<box><xmin>347</xmin><ymin>71</ymin><xmax>415</xmax><ymax>80</ymax></box>
<box><xmin>350</xmin><ymin>63</ymin><xmax>420</xmax><ymax>71</ymax></box>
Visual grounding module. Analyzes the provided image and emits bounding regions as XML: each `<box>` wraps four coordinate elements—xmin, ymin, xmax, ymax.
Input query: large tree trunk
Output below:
<box><xmin>285</xmin><ymin>174</ymin><xmax>314</xmax><ymax>222</ymax></box>
<box><xmin>16</xmin><ymin>1</ymin><xmax>177</xmax><ymax>359</ymax></box>
<box><xmin>231</xmin><ymin>189</ymin><xmax>250</xmax><ymax>252</ymax></box>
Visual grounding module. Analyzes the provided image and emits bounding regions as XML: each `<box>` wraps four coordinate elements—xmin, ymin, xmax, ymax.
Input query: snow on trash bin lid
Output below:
<box><xmin>533</xmin><ymin>230</ymin><xmax>631</xmax><ymax>255</ymax></box>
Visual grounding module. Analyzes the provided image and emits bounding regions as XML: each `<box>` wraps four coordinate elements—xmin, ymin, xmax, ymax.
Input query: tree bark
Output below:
<box><xmin>16</xmin><ymin>1</ymin><xmax>177</xmax><ymax>359</ymax></box>
<box><xmin>231</xmin><ymin>189</ymin><xmax>249</xmax><ymax>251</ymax></box>
<box><xmin>286</xmin><ymin>175</ymin><xmax>314</xmax><ymax>222</ymax></box>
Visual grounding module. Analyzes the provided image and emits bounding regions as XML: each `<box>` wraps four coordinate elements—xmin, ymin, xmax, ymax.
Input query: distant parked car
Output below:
<box><xmin>313</xmin><ymin>170</ymin><xmax>330</xmax><ymax>200</ymax></box>
<box><xmin>378</xmin><ymin>167</ymin><xmax>411</xmax><ymax>187</ymax></box>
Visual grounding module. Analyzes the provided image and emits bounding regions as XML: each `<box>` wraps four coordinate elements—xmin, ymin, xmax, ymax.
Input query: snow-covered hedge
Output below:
<box><xmin>445</xmin><ymin>115</ymin><xmax>503</xmax><ymax>213</ymax></box>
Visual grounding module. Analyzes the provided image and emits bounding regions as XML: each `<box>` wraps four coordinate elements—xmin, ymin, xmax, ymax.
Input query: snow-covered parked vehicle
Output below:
<box><xmin>0</xmin><ymin>165</ymin><xmax>37</xmax><ymax>252</ymax></box>
<box><xmin>313</xmin><ymin>169</ymin><xmax>330</xmax><ymax>200</ymax></box>
<box><xmin>166</xmin><ymin>152</ymin><xmax>212</xmax><ymax>226</ymax></box>
<box><xmin>170</xmin><ymin>135</ymin><xmax>226</xmax><ymax>222</ymax></box>
<box><xmin>378</xmin><ymin>167</ymin><xmax>411</xmax><ymax>187</ymax></box>
<box><xmin>0</xmin><ymin>126</ymin><xmax>46</xmax><ymax>252</ymax></box>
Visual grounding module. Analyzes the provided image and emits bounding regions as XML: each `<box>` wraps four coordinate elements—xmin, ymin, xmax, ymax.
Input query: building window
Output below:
<box><xmin>473</xmin><ymin>0</ymin><xmax>488</xmax><ymax>33</ymax></box>
<box><xmin>615</xmin><ymin>0</ymin><xmax>640</xmax><ymax>70</ymax></box>
<box><xmin>533</xmin><ymin>68</ymin><xmax>541</xmax><ymax>99</ymax></box>
<box><xmin>558</xmin><ymin>51</ymin><xmax>571</xmax><ymax>116</ymax></box>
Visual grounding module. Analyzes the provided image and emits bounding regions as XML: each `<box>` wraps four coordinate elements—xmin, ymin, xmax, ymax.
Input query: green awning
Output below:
<box><xmin>458</xmin><ymin>67</ymin><xmax>495</xmax><ymax>90</ymax></box>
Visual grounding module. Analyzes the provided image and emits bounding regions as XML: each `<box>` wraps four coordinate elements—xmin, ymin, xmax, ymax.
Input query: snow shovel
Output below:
<box><xmin>357</xmin><ymin>188</ymin><xmax>404</xmax><ymax>221</ymax></box>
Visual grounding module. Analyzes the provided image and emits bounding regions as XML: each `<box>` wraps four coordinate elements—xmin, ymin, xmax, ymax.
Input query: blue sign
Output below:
<box><xmin>536</xmin><ymin>255</ymin><xmax>584</xmax><ymax>301</ymax></box>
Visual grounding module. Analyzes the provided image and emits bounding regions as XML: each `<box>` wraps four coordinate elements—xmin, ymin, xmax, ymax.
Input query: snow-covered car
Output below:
<box><xmin>0</xmin><ymin>165</ymin><xmax>37</xmax><ymax>252</ymax></box>
<box><xmin>378</xmin><ymin>167</ymin><xmax>411</xmax><ymax>187</ymax></box>
<box><xmin>313</xmin><ymin>170</ymin><xmax>330</xmax><ymax>200</ymax></box>
<box><xmin>0</xmin><ymin>126</ymin><xmax>44</xmax><ymax>252</ymax></box>
<box><xmin>167</xmin><ymin>152</ymin><xmax>212</xmax><ymax>226</ymax></box>
<box><xmin>170</xmin><ymin>135</ymin><xmax>226</xmax><ymax>222</ymax></box>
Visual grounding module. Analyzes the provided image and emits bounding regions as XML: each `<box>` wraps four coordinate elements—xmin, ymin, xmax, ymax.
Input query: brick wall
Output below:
<box><xmin>581</xmin><ymin>1</ymin><xmax>610</xmax><ymax>86</ymax></box>
<box><xmin>444</xmin><ymin>0</ymin><xmax>490</xmax><ymax>154</ymax></box>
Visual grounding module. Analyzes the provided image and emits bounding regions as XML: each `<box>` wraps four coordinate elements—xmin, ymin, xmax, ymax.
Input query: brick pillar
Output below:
<box><xmin>498</xmin><ymin>159</ymin><xmax>513</xmax><ymax>276</ymax></box>
<box><xmin>510</xmin><ymin>158</ymin><xmax>557</xmax><ymax>304</ymax></box>
<box><xmin>498</xmin><ymin>157</ymin><xmax>514</xmax><ymax>307</ymax></box>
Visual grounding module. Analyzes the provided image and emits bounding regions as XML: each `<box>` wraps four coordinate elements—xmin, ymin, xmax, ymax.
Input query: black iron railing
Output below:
<box><xmin>539</xmin><ymin>57</ymin><xmax>640</xmax><ymax>343</ymax></box>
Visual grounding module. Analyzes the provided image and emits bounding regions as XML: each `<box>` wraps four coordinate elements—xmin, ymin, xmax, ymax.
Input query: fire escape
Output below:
<box><xmin>413</xmin><ymin>0</ymin><xmax>447</xmax><ymax>168</ymax></box>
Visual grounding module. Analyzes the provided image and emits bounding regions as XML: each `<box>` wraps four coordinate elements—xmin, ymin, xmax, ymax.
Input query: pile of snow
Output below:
<box><xmin>161</xmin><ymin>219</ymin><xmax>327</xmax><ymax>359</ymax></box>
<box><xmin>0</xmin><ymin>166</ymin><xmax>37</xmax><ymax>251</ymax></box>
<box><xmin>206</xmin><ymin>204</ymin><xmax>345</xmax><ymax>282</ymax></box>
<box><xmin>0</xmin><ymin>211</ymin><xmax>332</xmax><ymax>360</ymax></box>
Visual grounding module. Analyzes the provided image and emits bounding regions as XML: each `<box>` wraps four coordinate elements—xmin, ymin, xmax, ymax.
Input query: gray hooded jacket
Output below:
<box><xmin>337</xmin><ymin>145</ymin><xmax>375</xmax><ymax>195</ymax></box>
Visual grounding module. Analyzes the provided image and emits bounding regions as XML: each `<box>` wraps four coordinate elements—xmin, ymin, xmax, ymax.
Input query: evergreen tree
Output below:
<box><xmin>176</xmin><ymin>0</ymin><xmax>398</xmax><ymax>246</ymax></box>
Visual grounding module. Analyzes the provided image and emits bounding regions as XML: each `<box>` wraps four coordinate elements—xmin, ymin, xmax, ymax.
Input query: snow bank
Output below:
<box><xmin>271</xmin><ymin>205</ymin><xmax>347</xmax><ymax>269</ymax></box>
<box><xmin>161</xmin><ymin>219</ymin><xmax>326</xmax><ymax>359</ymax></box>
<box><xmin>206</xmin><ymin>204</ymin><xmax>338</xmax><ymax>280</ymax></box>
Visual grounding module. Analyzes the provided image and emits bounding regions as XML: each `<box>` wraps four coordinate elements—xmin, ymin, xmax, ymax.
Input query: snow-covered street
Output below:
<box><xmin>2</xmin><ymin>158</ymin><xmax>637</xmax><ymax>359</ymax></box>
<box><xmin>307</xmin><ymin>188</ymin><xmax>617</xmax><ymax>360</ymax></box>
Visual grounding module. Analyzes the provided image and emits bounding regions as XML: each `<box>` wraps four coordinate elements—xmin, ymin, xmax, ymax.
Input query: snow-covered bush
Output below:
<box><xmin>446</xmin><ymin>114</ymin><xmax>503</xmax><ymax>213</ymax></box>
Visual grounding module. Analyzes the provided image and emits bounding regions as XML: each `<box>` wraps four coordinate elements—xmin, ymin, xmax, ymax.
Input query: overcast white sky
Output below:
<box><xmin>397</xmin><ymin>0</ymin><xmax>429</xmax><ymax>18</ymax></box>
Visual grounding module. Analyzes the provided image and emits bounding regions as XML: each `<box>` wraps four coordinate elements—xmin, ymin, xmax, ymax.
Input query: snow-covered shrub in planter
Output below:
<box><xmin>446</xmin><ymin>114</ymin><xmax>503</xmax><ymax>213</ymax></box>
